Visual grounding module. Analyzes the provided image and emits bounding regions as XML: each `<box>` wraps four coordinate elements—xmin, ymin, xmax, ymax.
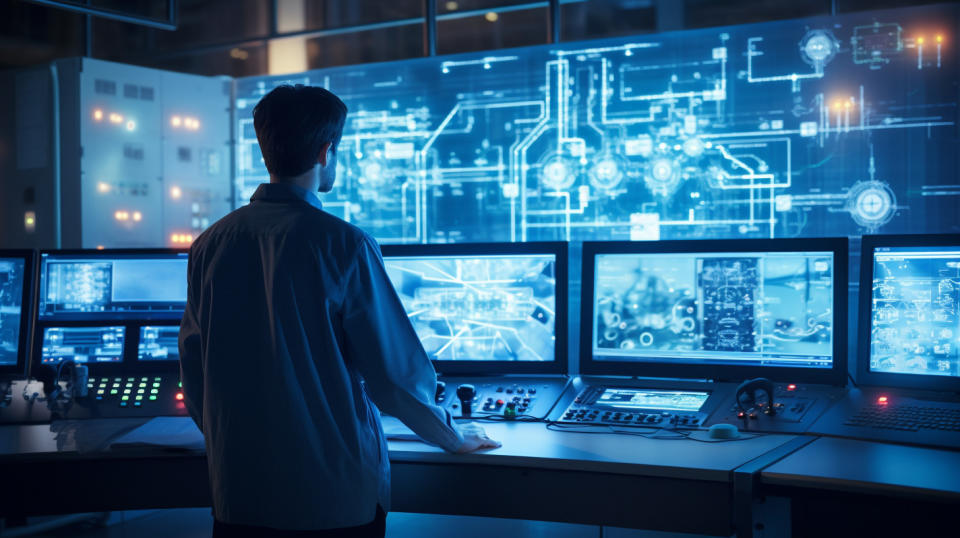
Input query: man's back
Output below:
<box><xmin>179</xmin><ymin>183</ymin><xmax>463</xmax><ymax>530</ymax></box>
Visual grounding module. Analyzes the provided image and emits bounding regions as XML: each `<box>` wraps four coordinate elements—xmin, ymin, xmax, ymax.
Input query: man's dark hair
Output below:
<box><xmin>253</xmin><ymin>85</ymin><xmax>347</xmax><ymax>179</ymax></box>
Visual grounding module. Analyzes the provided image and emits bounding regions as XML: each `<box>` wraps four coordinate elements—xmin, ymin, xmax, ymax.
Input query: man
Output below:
<box><xmin>179</xmin><ymin>85</ymin><xmax>500</xmax><ymax>537</ymax></box>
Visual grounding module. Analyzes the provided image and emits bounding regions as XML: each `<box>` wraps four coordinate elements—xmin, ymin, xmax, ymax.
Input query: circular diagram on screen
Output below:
<box><xmin>845</xmin><ymin>180</ymin><xmax>897</xmax><ymax>230</ymax></box>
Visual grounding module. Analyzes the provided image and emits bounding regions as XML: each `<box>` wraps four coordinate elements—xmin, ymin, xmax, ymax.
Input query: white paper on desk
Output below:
<box><xmin>381</xmin><ymin>418</ymin><xmax>422</xmax><ymax>442</ymax></box>
<box><xmin>110</xmin><ymin>417</ymin><xmax>205</xmax><ymax>451</ymax></box>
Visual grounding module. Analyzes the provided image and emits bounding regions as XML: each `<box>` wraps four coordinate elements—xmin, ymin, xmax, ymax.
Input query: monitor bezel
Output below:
<box><xmin>0</xmin><ymin>250</ymin><xmax>36</xmax><ymax>377</ymax></box>
<box><xmin>580</xmin><ymin>238</ymin><xmax>848</xmax><ymax>385</ymax></box>
<box><xmin>379</xmin><ymin>241</ymin><xmax>568</xmax><ymax>375</ymax></box>
<box><xmin>36</xmin><ymin>248</ymin><xmax>189</xmax><ymax>322</ymax></box>
<box><xmin>856</xmin><ymin>234</ymin><xmax>960</xmax><ymax>391</ymax></box>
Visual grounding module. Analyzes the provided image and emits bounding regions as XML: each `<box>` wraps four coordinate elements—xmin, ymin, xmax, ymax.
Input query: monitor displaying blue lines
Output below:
<box><xmin>382</xmin><ymin>254</ymin><xmax>557</xmax><ymax>361</ymax></box>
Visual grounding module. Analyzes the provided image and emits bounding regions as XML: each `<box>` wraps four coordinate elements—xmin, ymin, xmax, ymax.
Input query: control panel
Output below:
<box><xmin>436</xmin><ymin>376</ymin><xmax>569</xmax><ymax>419</ymax></box>
<box><xmin>0</xmin><ymin>374</ymin><xmax>186</xmax><ymax>424</ymax></box>
<box><xmin>809</xmin><ymin>387</ymin><xmax>960</xmax><ymax>449</ymax></box>
<box><xmin>548</xmin><ymin>377</ymin><xmax>727</xmax><ymax>428</ymax></box>
<box><xmin>704</xmin><ymin>382</ymin><xmax>846</xmax><ymax>433</ymax></box>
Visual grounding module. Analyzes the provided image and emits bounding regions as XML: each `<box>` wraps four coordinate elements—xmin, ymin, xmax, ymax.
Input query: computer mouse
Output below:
<box><xmin>708</xmin><ymin>423</ymin><xmax>740</xmax><ymax>440</ymax></box>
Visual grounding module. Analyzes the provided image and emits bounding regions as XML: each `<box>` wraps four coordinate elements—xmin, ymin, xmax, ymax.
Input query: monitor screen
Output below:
<box><xmin>138</xmin><ymin>326</ymin><xmax>180</xmax><ymax>361</ymax></box>
<box><xmin>38</xmin><ymin>252</ymin><xmax>188</xmax><ymax>320</ymax></box>
<box><xmin>0</xmin><ymin>257</ymin><xmax>27</xmax><ymax>367</ymax></box>
<box><xmin>382</xmin><ymin>254</ymin><xmax>557</xmax><ymax>362</ymax></box>
<box><xmin>868</xmin><ymin>246</ymin><xmax>960</xmax><ymax>378</ymax></box>
<box><xmin>593</xmin><ymin>388</ymin><xmax>710</xmax><ymax>412</ymax></box>
<box><xmin>592</xmin><ymin>251</ymin><xmax>835</xmax><ymax>369</ymax></box>
<box><xmin>40</xmin><ymin>326</ymin><xmax>125</xmax><ymax>364</ymax></box>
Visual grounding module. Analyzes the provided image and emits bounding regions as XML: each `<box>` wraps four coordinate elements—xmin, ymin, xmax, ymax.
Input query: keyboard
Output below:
<box><xmin>843</xmin><ymin>404</ymin><xmax>960</xmax><ymax>432</ymax></box>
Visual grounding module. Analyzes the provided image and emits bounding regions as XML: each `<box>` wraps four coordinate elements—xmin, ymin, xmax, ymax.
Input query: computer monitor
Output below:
<box><xmin>0</xmin><ymin>250</ymin><xmax>35</xmax><ymax>376</ymax></box>
<box><xmin>380</xmin><ymin>242</ymin><xmax>567</xmax><ymax>375</ymax></box>
<box><xmin>857</xmin><ymin>234</ymin><xmax>960</xmax><ymax>391</ymax></box>
<box><xmin>32</xmin><ymin>249</ymin><xmax>188</xmax><ymax>375</ymax></box>
<box><xmin>580</xmin><ymin>238</ymin><xmax>848</xmax><ymax>384</ymax></box>
<box><xmin>37</xmin><ymin>250</ymin><xmax>188</xmax><ymax>321</ymax></box>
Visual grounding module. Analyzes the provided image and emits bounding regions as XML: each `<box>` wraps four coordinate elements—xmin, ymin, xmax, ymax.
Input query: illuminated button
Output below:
<box><xmin>121</xmin><ymin>395</ymin><xmax>129</xmax><ymax>401</ymax></box>
<box><xmin>110</xmin><ymin>390</ymin><xmax>118</xmax><ymax>395</ymax></box>
<box><xmin>112</xmin><ymin>383</ymin><xmax>119</xmax><ymax>387</ymax></box>
<box><xmin>137</xmin><ymin>389</ymin><xmax>145</xmax><ymax>394</ymax></box>
<box><xmin>154</xmin><ymin>377</ymin><xmax>161</xmax><ymax>381</ymax></box>
<box><xmin>139</xmin><ymin>383</ymin><xmax>146</xmax><ymax>388</ymax></box>
<box><xmin>149</xmin><ymin>396</ymin><xmax>157</xmax><ymax>401</ymax></box>
<box><xmin>114</xmin><ymin>378</ymin><xmax>121</xmax><ymax>382</ymax></box>
<box><xmin>135</xmin><ymin>395</ymin><xmax>143</xmax><ymax>400</ymax></box>
<box><xmin>178</xmin><ymin>381</ymin><xmax>182</xmax><ymax>388</ymax></box>
<box><xmin>151</xmin><ymin>389</ymin><xmax>159</xmax><ymax>394</ymax></box>
<box><xmin>123</xmin><ymin>389</ymin><xmax>131</xmax><ymax>394</ymax></box>
<box><xmin>97</xmin><ymin>389</ymin><xmax>105</xmax><ymax>395</ymax></box>
<box><xmin>175</xmin><ymin>392</ymin><xmax>185</xmax><ymax>401</ymax></box>
<box><xmin>134</xmin><ymin>401</ymin><xmax>142</xmax><ymax>407</ymax></box>
<box><xmin>153</xmin><ymin>383</ymin><xmax>161</xmax><ymax>388</ymax></box>
<box><xmin>120</xmin><ymin>401</ymin><xmax>128</xmax><ymax>407</ymax></box>
<box><xmin>787</xmin><ymin>384</ymin><xmax>797</xmax><ymax>391</ymax></box>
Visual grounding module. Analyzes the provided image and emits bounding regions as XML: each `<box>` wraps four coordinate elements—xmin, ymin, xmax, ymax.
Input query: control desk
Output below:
<box><xmin>381</xmin><ymin>242</ymin><xmax>570</xmax><ymax>420</ymax></box>
<box><xmin>810</xmin><ymin>234</ymin><xmax>960</xmax><ymax>450</ymax></box>
<box><xmin>566</xmin><ymin>238</ymin><xmax>850</xmax><ymax>433</ymax></box>
<box><xmin>0</xmin><ymin>250</ymin><xmax>189</xmax><ymax>424</ymax></box>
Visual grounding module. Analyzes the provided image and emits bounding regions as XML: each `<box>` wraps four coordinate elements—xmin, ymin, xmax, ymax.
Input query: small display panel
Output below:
<box><xmin>383</xmin><ymin>254</ymin><xmax>556</xmax><ymax>361</ymax></box>
<box><xmin>38</xmin><ymin>252</ymin><xmax>188</xmax><ymax>320</ymax></box>
<box><xmin>593</xmin><ymin>251</ymin><xmax>834</xmax><ymax>369</ymax></box>
<box><xmin>41</xmin><ymin>326</ymin><xmax>125</xmax><ymax>364</ymax></box>
<box><xmin>0</xmin><ymin>257</ymin><xmax>27</xmax><ymax>367</ymax></box>
<box><xmin>138</xmin><ymin>326</ymin><xmax>180</xmax><ymax>361</ymax></box>
<box><xmin>594</xmin><ymin>388</ymin><xmax>710</xmax><ymax>412</ymax></box>
<box><xmin>869</xmin><ymin>246</ymin><xmax>960</xmax><ymax>378</ymax></box>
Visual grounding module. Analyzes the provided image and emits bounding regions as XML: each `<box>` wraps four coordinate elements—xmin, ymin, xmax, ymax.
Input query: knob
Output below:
<box><xmin>456</xmin><ymin>384</ymin><xmax>476</xmax><ymax>416</ymax></box>
<box><xmin>435</xmin><ymin>381</ymin><xmax>446</xmax><ymax>403</ymax></box>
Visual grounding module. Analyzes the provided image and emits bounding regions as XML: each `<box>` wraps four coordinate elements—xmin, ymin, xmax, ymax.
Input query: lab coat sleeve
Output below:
<box><xmin>341</xmin><ymin>235</ymin><xmax>464</xmax><ymax>453</ymax></box>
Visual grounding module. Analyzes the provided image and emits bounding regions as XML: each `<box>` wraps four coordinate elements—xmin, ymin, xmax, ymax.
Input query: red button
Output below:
<box><xmin>175</xmin><ymin>392</ymin><xmax>184</xmax><ymax>401</ymax></box>
<box><xmin>787</xmin><ymin>384</ymin><xmax>797</xmax><ymax>391</ymax></box>
<box><xmin>496</xmin><ymin>399</ymin><xmax>504</xmax><ymax>406</ymax></box>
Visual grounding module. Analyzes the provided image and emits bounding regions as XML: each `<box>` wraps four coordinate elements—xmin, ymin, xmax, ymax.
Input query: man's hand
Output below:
<box><xmin>455</xmin><ymin>423</ymin><xmax>501</xmax><ymax>453</ymax></box>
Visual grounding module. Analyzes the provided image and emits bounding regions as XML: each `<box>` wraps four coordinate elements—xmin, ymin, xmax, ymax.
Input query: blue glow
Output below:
<box><xmin>41</xmin><ymin>326</ymin><xmax>125</xmax><ymax>364</ymax></box>
<box><xmin>594</xmin><ymin>388</ymin><xmax>709</xmax><ymax>412</ymax></box>
<box><xmin>39</xmin><ymin>253</ymin><xmax>187</xmax><ymax>321</ymax></box>
<box><xmin>870</xmin><ymin>246</ymin><xmax>960</xmax><ymax>377</ymax></box>
<box><xmin>0</xmin><ymin>258</ymin><xmax>26</xmax><ymax>366</ymax></box>
<box><xmin>138</xmin><ymin>326</ymin><xmax>180</xmax><ymax>361</ymax></box>
<box><xmin>235</xmin><ymin>5</ymin><xmax>958</xmax><ymax>243</ymax></box>
<box><xmin>382</xmin><ymin>255</ymin><xmax>556</xmax><ymax>361</ymax></box>
<box><xmin>593</xmin><ymin>251</ymin><xmax>834</xmax><ymax>368</ymax></box>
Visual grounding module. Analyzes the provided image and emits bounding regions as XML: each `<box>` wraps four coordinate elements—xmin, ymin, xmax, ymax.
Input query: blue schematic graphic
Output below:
<box><xmin>593</xmin><ymin>251</ymin><xmax>835</xmax><ymax>368</ymax></box>
<box><xmin>870</xmin><ymin>246</ymin><xmax>960</xmax><ymax>378</ymax></box>
<box><xmin>383</xmin><ymin>255</ymin><xmax>556</xmax><ymax>361</ymax></box>
<box><xmin>235</xmin><ymin>4</ymin><xmax>959</xmax><ymax>243</ymax></box>
<box><xmin>0</xmin><ymin>258</ymin><xmax>26</xmax><ymax>366</ymax></box>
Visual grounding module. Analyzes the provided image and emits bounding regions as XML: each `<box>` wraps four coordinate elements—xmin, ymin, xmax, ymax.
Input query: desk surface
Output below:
<box><xmin>762</xmin><ymin>436</ymin><xmax>960</xmax><ymax>500</ymax></box>
<box><xmin>0</xmin><ymin>416</ymin><xmax>797</xmax><ymax>482</ymax></box>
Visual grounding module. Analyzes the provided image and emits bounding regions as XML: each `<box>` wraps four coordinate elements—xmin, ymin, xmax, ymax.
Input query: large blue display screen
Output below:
<box><xmin>593</xmin><ymin>251</ymin><xmax>835</xmax><ymax>369</ymax></box>
<box><xmin>382</xmin><ymin>254</ymin><xmax>557</xmax><ymax>361</ymax></box>
<box><xmin>869</xmin><ymin>246</ymin><xmax>960</xmax><ymax>378</ymax></box>
<box><xmin>236</xmin><ymin>5</ymin><xmax>958</xmax><ymax>243</ymax></box>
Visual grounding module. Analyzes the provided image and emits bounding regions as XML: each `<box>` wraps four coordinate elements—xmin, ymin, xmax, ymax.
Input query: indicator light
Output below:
<box><xmin>126</xmin><ymin>120</ymin><xmax>136</xmax><ymax>131</ymax></box>
<box><xmin>937</xmin><ymin>35</ymin><xmax>943</xmax><ymax>43</ymax></box>
<box><xmin>171</xmin><ymin>116</ymin><xmax>182</xmax><ymax>128</ymax></box>
<box><xmin>878</xmin><ymin>396</ymin><xmax>889</xmax><ymax>404</ymax></box>
<box><xmin>109</xmin><ymin>113</ymin><xmax>123</xmax><ymax>124</ymax></box>
<box><xmin>175</xmin><ymin>392</ymin><xmax>184</xmax><ymax>401</ymax></box>
<box><xmin>93</xmin><ymin>109</ymin><xmax>103</xmax><ymax>121</ymax></box>
<box><xmin>918</xmin><ymin>37</ymin><xmax>925</xmax><ymax>45</ymax></box>
<box><xmin>24</xmin><ymin>211</ymin><xmax>36</xmax><ymax>233</ymax></box>
<box><xmin>787</xmin><ymin>384</ymin><xmax>797</xmax><ymax>391</ymax></box>
<box><xmin>170</xmin><ymin>186</ymin><xmax>182</xmax><ymax>199</ymax></box>
<box><xmin>132</xmin><ymin>211</ymin><xmax>142</xmax><ymax>222</ymax></box>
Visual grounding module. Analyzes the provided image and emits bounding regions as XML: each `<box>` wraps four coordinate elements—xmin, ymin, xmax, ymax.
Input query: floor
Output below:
<box><xmin>5</xmin><ymin>509</ymin><xmax>719</xmax><ymax>538</ymax></box>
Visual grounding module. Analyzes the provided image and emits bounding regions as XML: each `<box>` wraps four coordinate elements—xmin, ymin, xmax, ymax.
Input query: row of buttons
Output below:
<box><xmin>563</xmin><ymin>408</ymin><xmax>700</xmax><ymax>426</ymax></box>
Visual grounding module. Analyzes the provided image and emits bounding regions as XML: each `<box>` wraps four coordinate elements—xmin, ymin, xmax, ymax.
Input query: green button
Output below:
<box><xmin>149</xmin><ymin>395</ymin><xmax>157</xmax><ymax>401</ymax></box>
<box><xmin>138</xmin><ymin>383</ymin><xmax>146</xmax><ymax>388</ymax></box>
<box><xmin>150</xmin><ymin>389</ymin><xmax>159</xmax><ymax>394</ymax></box>
<box><xmin>135</xmin><ymin>395</ymin><xmax>143</xmax><ymax>400</ymax></box>
<box><xmin>178</xmin><ymin>381</ymin><xmax>182</xmax><ymax>388</ymax></box>
<box><xmin>110</xmin><ymin>390</ymin><xmax>118</xmax><ymax>395</ymax></box>
<box><xmin>123</xmin><ymin>389</ymin><xmax>131</xmax><ymax>394</ymax></box>
<box><xmin>153</xmin><ymin>383</ymin><xmax>161</xmax><ymax>388</ymax></box>
<box><xmin>154</xmin><ymin>377</ymin><xmax>161</xmax><ymax>381</ymax></box>
<box><xmin>121</xmin><ymin>395</ymin><xmax>129</xmax><ymax>401</ymax></box>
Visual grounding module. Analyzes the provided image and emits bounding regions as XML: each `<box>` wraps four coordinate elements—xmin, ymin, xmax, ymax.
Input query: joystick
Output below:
<box><xmin>456</xmin><ymin>384</ymin><xmax>476</xmax><ymax>416</ymax></box>
<box><xmin>435</xmin><ymin>381</ymin><xmax>446</xmax><ymax>404</ymax></box>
